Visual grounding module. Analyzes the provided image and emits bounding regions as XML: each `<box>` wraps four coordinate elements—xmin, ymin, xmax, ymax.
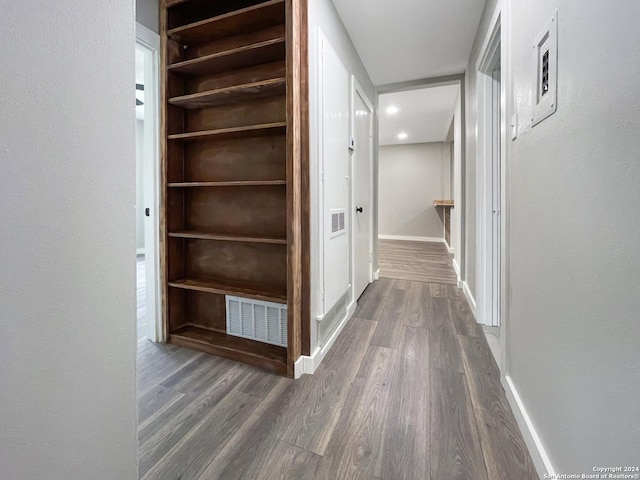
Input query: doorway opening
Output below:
<box><xmin>375</xmin><ymin>82</ymin><xmax>462</xmax><ymax>286</ymax></box>
<box><xmin>351</xmin><ymin>78</ymin><xmax>374</xmax><ymax>302</ymax></box>
<box><xmin>477</xmin><ymin>14</ymin><xmax>503</xmax><ymax>335</ymax></box>
<box><xmin>135</xmin><ymin>23</ymin><xmax>162</xmax><ymax>346</ymax></box>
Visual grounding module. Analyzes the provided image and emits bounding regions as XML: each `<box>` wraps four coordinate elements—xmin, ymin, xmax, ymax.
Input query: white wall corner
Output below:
<box><xmin>298</xmin><ymin>299</ymin><xmax>357</xmax><ymax>378</ymax></box>
<box><xmin>462</xmin><ymin>281</ymin><xmax>477</xmax><ymax>318</ymax></box>
<box><xmin>378</xmin><ymin>235</ymin><xmax>445</xmax><ymax>243</ymax></box>
<box><xmin>452</xmin><ymin>258</ymin><xmax>461</xmax><ymax>281</ymax></box>
<box><xmin>503</xmin><ymin>375</ymin><xmax>556</xmax><ymax>479</ymax></box>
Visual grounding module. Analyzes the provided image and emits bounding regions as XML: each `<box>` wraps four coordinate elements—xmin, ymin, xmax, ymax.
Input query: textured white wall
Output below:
<box><xmin>0</xmin><ymin>1</ymin><xmax>138</xmax><ymax>479</ymax></box>
<box><xmin>308</xmin><ymin>0</ymin><xmax>374</xmax><ymax>352</ymax></box>
<box><xmin>379</xmin><ymin>143</ymin><xmax>445</xmax><ymax>239</ymax></box>
<box><xmin>466</xmin><ymin>0</ymin><xmax>640</xmax><ymax>474</ymax></box>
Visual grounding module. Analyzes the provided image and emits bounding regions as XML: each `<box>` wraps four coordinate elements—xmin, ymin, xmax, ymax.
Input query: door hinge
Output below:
<box><xmin>145</xmin><ymin>207</ymin><xmax>150</xmax><ymax>217</ymax></box>
<box><xmin>370</xmin><ymin>252</ymin><xmax>373</xmax><ymax>263</ymax></box>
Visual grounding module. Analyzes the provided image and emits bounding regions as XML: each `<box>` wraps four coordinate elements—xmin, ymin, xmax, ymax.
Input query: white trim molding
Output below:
<box><xmin>373</xmin><ymin>269</ymin><xmax>380</xmax><ymax>280</ymax></box>
<box><xmin>503</xmin><ymin>375</ymin><xmax>556</xmax><ymax>479</ymax></box>
<box><xmin>462</xmin><ymin>281</ymin><xmax>477</xmax><ymax>317</ymax></box>
<box><xmin>295</xmin><ymin>299</ymin><xmax>357</xmax><ymax>378</ymax></box>
<box><xmin>378</xmin><ymin>235</ymin><xmax>445</xmax><ymax>243</ymax></box>
<box><xmin>452</xmin><ymin>258</ymin><xmax>461</xmax><ymax>280</ymax></box>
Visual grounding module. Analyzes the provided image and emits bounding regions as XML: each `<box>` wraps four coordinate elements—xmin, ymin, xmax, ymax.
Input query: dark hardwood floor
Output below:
<box><xmin>379</xmin><ymin>239</ymin><xmax>459</xmax><ymax>285</ymax></box>
<box><xmin>136</xmin><ymin>274</ymin><xmax>539</xmax><ymax>479</ymax></box>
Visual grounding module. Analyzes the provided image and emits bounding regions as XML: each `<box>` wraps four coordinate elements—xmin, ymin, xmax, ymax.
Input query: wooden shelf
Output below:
<box><xmin>169</xmin><ymin>326</ymin><xmax>287</xmax><ymax>375</ymax></box>
<box><xmin>168</xmin><ymin>122</ymin><xmax>286</xmax><ymax>142</ymax></box>
<box><xmin>168</xmin><ymin>37</ymin><xmax>285</xmax><ymax>77</ymax></box>
<box><xmin>169</xmin><ymin>278</ymin><xmax>287</xmax><ymax>304</ymax></box>
<box><xmin>168</xmin><ymin>231</ymin><xmax>287</xmax><ymax>245</ymax></box>
<box><xmin>169</xmin><ymin>78</ymin><xmax>286</xmax><ymax>109</ymax></box>
<box><xmin>168</xmin><ymin>0</ymin><xmax>285</xmax><ymax>45</ymax></box>
<box><xmin>434</xmin><ymin>200</ymin><xmax>454</xmax><ymax>207</ymax></box>
<box><xmin>168</xmin><ymin>180</ymin><xmax>286</xmax><ymax>187</ymax></box>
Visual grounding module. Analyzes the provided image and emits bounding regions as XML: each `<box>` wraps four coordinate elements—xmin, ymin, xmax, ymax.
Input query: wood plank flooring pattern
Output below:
<box><xmin>379</xmin><ymin>239</ymin><xmax>458</xmax><ymax>285</ymax></box>
<box><xmin>137</xmin><ymin>280</ymin><xmax>539</xmax><ymax>479</ymax></box>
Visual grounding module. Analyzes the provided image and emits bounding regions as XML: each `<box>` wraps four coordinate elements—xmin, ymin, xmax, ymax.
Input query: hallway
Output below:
<box><xmin>137</xmin><ymin>275</ymin><xmax>537</xmax><ymax>479</ymax></box>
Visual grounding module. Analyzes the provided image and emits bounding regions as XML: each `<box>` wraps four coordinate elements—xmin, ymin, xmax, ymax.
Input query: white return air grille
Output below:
<box><xmin>226</xmin><ymin>296</ymin><xmax>287</xmax><ymax>347</ymax></box>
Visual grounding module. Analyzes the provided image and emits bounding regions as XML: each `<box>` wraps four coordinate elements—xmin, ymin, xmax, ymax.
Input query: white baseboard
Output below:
<box><xmin>378</xmin><ymin>235</ymin><xmax>445</xmax><ymax>243</ymax></box>
<box><xmin>374</xmin><ymin>269</ymin><xmax>380</xmax><ymax>280</ymax></box>
<box><xmin>503</xmin><ymin>375</ymin><xmax>555</xmax><ymax>479</ymax></box>
<box><xmin>444</xmin><ymin>238</ymin><xmax>454</xmax><ymax>254</ymax></box>
<box><xmin>295</xmin><ymin>299</ymin><xmax>357</xmax><ymax>379</ymax></box>
<box><xmin>482</xmin><ymin>328</ymin><xmax>501</xmax><ymax>367</ymax></box>
<box><xmin>462</xmin><ymin>281</ymin><xmax>477</xmax><ymax>318</ymax></box>
<box><xmin>452</xmin><ymin>258</ymin><xmax>461</xmax><ymax>280</ymax></box>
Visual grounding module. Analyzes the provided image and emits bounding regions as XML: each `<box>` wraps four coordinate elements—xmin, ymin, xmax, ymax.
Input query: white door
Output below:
<box><xmin>490</xmin><ymin>68</ymin><xmax>501</xmax><ymax>326</ymax></box>
<box><xmin>353</xmin><ymin>87</ymin><xmax>373</xmax><ymax>300</ymax></box>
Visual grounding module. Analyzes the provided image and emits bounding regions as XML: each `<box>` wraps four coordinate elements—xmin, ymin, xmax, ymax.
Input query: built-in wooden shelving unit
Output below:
<box><xmin>161</xmin><ymin>0</ymin><xmax>308</xmax><ymax>377</ymax></box>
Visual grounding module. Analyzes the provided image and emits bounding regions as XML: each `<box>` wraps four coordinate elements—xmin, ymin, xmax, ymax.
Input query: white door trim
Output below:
<box><xmin>136</xmin><ymin>23</ymin><xmax>162</xmax><ymax>342</ymax></box>
<box><xmin>351</xmin><ymin>76</ymin><xmax>374</xmax><ymax>302</ymax></box>
<box><xmin>476</xmin><ymin>8</ymin><xmax>503</xmax><ymax>329</ymax></box>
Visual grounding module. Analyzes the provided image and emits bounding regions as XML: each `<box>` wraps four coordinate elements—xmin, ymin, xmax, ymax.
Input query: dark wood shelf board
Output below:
<box><xmin>169</xmin><ymin>325</ymin><xmax>288</xmax><ymax>375</ymax></box>
<box><xmin>168</xmin><ymin>38</ymin><xmax>285</xmax><ymax>77</ymax></box>
<box><xmin>168</xmin><ymin>122</ymin><xmax>286</xmax><ymax>142</ymax></box>
<box><xmin>169</xmin><ymin>78</ymin><xmax>286</xmax><ymax>109</ymax></box>
<box><xmin>168</xmin><ymin>180</ymin><xmax>286</xmax><ymax>187</ymax></box>
<box><xmin>169</xmin><ymin>278</ymin><xmax>287</xmax><ymax>303</ymax></box>
<box><xmin>168</xmin><ymin>231</ymin><xmax>287</xmax><ymax>244</ymax></box>
<box><xmin>168</xmin><ymin>0</ymin><xmax>285</xmax><ymax>45</ymax></box>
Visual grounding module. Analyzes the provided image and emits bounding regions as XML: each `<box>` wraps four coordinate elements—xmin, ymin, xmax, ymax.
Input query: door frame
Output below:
<box><xmin>350</xmin><ymin>76</ymin><xmax>374</xmax><ymax>302</ymax></box>
<box><xmin>374</xmin><ymin>74</ymin><xmax>466</xmax><ymax>288</ymax></box>
<box><xmin>476</xmin><ymin>8</ymin><xmax>504</xmax><ymax>330</ymax></box>
<box><xmin>136</xmin><ymin>22</ymin><xmax>162</xmax><ymax>342</ymax></box>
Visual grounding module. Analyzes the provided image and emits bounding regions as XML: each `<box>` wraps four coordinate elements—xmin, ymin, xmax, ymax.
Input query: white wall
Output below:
<box><xmin>467</xmin><ymin>0</ymin><xmax>640</xmax><ymax>474</ymax></box>
<box><xmin>136</xmin><ymin>0</ymin><xmax>159</xmax><ymax>33</ymax></box>
<box><xmin>378</xmin><ymin>143</ymin><xmax>446</xmax><ymax>239</ymax></box>
<box><xmin>0</xmin><ymin>1</ymin><xmax>138</xmax><ymax>479</ymax></box>
<box><xmin>308</xmin><ymin>0</ymin><xmax>374</xmax><ymax>355</ymax></box>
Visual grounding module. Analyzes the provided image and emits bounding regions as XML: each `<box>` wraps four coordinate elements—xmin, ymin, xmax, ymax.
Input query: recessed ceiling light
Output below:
<box><xmin>386</xmin><ymin>106</ymin><xmax>399</xmax><ymax>115</ymax></box>
<box><xmin>398</xmin><ymin>132</ymin><xmax>408</xmax><ymax>140</ymax></box>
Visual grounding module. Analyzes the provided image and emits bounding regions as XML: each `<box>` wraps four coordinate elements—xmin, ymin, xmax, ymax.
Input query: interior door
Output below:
<box><xmin>353</xmin><ymin>88</ymin><xmax>373</xmax><ymax>300</ymax></box>
<box><xmin>491</xmin><ymin>67</ymin><xmax>501</xmax><ymax>326</ymax></box>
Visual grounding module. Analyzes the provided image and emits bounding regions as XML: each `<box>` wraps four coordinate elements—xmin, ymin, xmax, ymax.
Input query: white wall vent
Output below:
<box><xmin>226</xmin><ymin>296</ymin><xmax>287</xmax><ymax>347</ymax></box>
<box><xmin>330</xmin><ymin>208</ymin><xmax>346</xmax><ymax>237</ymax></box>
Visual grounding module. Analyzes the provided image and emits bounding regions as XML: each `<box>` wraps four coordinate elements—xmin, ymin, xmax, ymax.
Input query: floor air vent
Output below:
<box><xmin>226</xmin><ymin>296</ymin><xmax>287</xmax><ymax>347</ymax></box>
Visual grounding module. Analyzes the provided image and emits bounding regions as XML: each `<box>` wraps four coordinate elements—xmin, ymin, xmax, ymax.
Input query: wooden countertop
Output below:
<box><xmin>433</xmin><ymin>200</ymin><xmax>454</xmax><ymax>207</ymax></box>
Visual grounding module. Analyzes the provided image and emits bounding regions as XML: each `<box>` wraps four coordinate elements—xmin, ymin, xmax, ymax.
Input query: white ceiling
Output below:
<box><xmin>379</xmin><ymin>85</ymin><xmax>458</xmax><ymax>146</ymax></box>
<box><xmin>331</xmin><ymin>0</ymin><xmax>486</xmax><ymax>85</ymax></box>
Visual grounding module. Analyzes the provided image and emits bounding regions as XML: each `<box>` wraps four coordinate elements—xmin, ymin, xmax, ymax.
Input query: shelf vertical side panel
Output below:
<box><xmin>299</xmin><ymin>0</ymin><xmax>311</xmax><ymax>358</ymax></box>
<box><xmin>160</xmin><ymin>0</ymin><xmax>170</xmax><ymax>342</ymax></box>
<box><xmin>285</xmin><ymin>0</ymin><xmax>308</xmax><ymax>376</ymax></box>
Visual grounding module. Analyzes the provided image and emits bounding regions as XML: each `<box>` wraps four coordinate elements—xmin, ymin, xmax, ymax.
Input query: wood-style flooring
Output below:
<box><xmin>379</xmin><ymin>239</ymin><xmax>458</xmax><ymax>285</ymax></box>
<box><xmin>136</xmin><ymin>250</ymin><xmax>539</xmax><ymax>479</ymax></box>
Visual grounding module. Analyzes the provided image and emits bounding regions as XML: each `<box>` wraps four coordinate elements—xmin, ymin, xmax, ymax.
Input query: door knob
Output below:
<box><xmin>356</xmin><ymin>207</ymin><xmax>363</xmax><ymax>213</ymax></box>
